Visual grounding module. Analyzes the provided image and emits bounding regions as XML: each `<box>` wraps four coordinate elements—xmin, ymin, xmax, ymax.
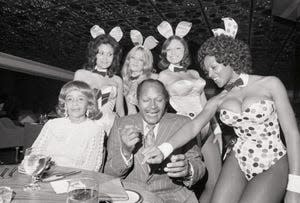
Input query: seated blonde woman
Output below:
<box><xmin>23</xmin><ymin>80</ymin><xmax>105</xmax><ymax>171</ymax></box>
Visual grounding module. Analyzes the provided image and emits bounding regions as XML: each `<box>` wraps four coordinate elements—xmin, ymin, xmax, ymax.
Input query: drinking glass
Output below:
<box><xmin>0</xmin><ymin>186</ymin><xmax>13</xmax><ymax>203</ymax></box>
<box><xmin>22</xmin><ymin>148</ymin><xmax>48</xmax><ymax>191</ymax></box>
<box><xmin>67</xmin><ymin>178</ymin><xmax>99</xmax><ymax>203</ymax></box>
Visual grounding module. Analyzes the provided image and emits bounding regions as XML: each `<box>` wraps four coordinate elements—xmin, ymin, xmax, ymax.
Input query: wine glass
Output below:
<box><xmin>22</xmin><ymin>148</ymin><xmax>48</xmax><ymax>191</ymax></box>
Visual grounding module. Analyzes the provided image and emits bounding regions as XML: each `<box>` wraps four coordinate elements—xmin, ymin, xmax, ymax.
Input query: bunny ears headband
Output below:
<box><xmin>157</xmin><ymin>21</ymin><xmax>192</xmax><ymax>39</ymax></box>
<box><xmin>212</xmin><ymin>17</ymin><xmax>238</xmax><ymax>38</ymax></box>
<box><xmin>130</xmin><ymin>30</ymin><xmax>158</xmax><ymax>50</ymax></box>
<box><xmin>90</xmin><ymin>25</ymin><xmax>123</xmax><ymax>42</ymax></box>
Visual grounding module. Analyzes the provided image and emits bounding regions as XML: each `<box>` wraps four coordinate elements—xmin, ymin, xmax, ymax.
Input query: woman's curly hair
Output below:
<box><xmin>84</xmin><ymin>34</ymin><xmax>122</xmax><ymax>77</ymax></box>
<box><xmin>158</xmin><ymin>36</ymin><xmax>191</xmax><ymax>70</ymax></box>
<box><xmin>197</xmin><ymin>35</ymin><xmax>252</xmax><ymax>74</ymax></box>
<box><xmin>56</xmin><ymin>80</ymin><xmax>102</xmax><ymax>120</ymax></box>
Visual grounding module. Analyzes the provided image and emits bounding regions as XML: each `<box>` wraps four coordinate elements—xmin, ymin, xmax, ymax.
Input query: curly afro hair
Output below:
<box><xmin>197</xmin><ymin>35</ymin><xmax>252</xmax><ymax>74</ymax></box>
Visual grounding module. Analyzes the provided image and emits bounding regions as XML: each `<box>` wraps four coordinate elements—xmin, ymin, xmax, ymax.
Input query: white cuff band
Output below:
<box><xmin>287</xmin><ymin>174</ymin><xmax>300</xmax><ymax>193</ymax></box>
<box><xmin>158</xmin><ymin>143</ymin><xmax>174</xmax><ymax>160</ymax></box>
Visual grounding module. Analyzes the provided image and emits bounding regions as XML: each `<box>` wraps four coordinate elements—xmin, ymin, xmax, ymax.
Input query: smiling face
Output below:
<box><xmin>96</xmin><ymin>43</ymin><xmax>114</xmax><ymax>70</ymax></box>
<box><xmin>203</xmin><ymin>55</ymin><xmax>235</xmax><ymax>88</ymax></box>
<box><xmin>129</xmin><ymin>49</ymin><xmax>145</xmax><ymax>75</ymax></box>
<box><xmin>65</xmin><ymin>90</ymin><xmax>89</xmax><ymax>122</ymax></box>
<box><xmin>138</xmin><ymin>82</ymin><xmax>167</xmax><ymax>125</ymax></box>
<box><xmin>166</xmin><ymin>39</ymin><xmax>185</xmax><ymax>65</ymax></box>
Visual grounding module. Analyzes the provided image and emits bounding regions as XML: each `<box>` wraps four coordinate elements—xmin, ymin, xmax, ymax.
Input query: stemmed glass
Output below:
<box><xmin>22</xmin><ymin>148</ymin><xmax>49</xmax><ymax>191</ymax></box>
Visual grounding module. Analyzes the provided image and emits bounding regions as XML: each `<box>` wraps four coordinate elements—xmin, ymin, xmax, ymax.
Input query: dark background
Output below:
<box><xmin>0</xmin><ymin>0</ymin><xmax>299</xmax><ymax>119</ymax></box>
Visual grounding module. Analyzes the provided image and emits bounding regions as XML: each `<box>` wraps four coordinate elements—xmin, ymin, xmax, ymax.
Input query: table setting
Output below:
<box><xmin>0</xmin><ymin>150</ymin><xmax>163</xmax><ymax>203</ymax></box>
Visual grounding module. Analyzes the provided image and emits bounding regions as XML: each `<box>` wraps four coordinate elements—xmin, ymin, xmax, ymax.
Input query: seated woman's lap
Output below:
<box><xmin>211</xmin><ymin>152</ymin><xmax>288</xmax><ymax>203</ymax></box>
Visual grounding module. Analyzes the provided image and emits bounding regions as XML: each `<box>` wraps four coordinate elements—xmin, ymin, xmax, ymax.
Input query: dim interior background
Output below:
<box><xmin>0</xmin><ymin>0</ymin><xmax>300</xmax><ymax>162</ymax></box>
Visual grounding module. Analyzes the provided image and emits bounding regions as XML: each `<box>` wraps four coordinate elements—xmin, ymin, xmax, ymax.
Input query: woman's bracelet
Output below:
<box><xmin>287</xmin><ymin>174</ymin><xmax>300</xmax><ymax>193</ymax></box>
<box><xmin>158</xmin><ymin>143</ymin><xmax>174</xmax><ymax>160</ymax></box>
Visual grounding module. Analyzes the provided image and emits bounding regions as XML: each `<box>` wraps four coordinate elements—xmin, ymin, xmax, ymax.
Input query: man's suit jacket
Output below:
<box><xmin>104</xmin><ymin>112</ymin><xmax>205</xmax><ymax>203</ymax></box>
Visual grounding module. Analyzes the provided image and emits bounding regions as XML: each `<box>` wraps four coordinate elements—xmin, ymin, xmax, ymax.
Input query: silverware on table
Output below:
<box><xmin>8</xmin><ymin>167</ymin><xmax>17</xmax><ymax>177</ymax></box>
<box><xmin>42</xmin><ymin>170</ymin><xmax>82</xmax><ymax>182</ymax></box>
<box><xmin>0</xmin><ymin>167</ymin><xmax>9</xmax><ymax>178</ymax></box>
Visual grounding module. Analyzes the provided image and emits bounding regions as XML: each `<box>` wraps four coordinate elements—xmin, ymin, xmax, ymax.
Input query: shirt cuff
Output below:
<box><xmin>120</xmin><ymin>147</ymin><xmax>133</xmax><ymax>166</ymax></box>
<box><xmin>158</xmin><ymin>143</ymin><xmax>174</xmax><ymax>159</ymax></box>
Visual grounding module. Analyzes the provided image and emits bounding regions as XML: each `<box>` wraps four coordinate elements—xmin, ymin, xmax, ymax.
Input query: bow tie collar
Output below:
<box><xmin>168</xmin><ymin>64</ymin><xmax>187</xmax><ymax>72</ymax></box>
<box><xmin>92</xmin><ymin>68</ymin><xmax>108</xmax><ymax>77</ymax></box>
<box><xmin>224</xmin><ymin>73</ymin><xmax>249</xmax><ymax>91</ymax></box>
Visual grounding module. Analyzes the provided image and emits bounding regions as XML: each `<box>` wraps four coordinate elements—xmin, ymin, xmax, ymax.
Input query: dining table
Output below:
<box><xmin>0</xmin><ymin>164</ymin><xmax>164</xmax><ymax>203</ymax></box>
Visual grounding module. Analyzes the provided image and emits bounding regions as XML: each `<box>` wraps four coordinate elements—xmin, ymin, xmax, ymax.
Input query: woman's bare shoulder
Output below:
<box><xmin>251</xmin><ymin>75</ymin><xmax>282</xmax><ymax>87</ymax></box>
<box><xmin>187</xmin><ymin>69</ymin><xmax>201</xmax><ymax>77</ymax></box>
<box><xmin>158</xmin><ymin>70</ymin><xmax>172</xmax><ymax>82</ymax></box>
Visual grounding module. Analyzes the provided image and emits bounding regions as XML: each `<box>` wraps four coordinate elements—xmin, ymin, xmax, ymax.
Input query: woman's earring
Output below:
<box><xmin>86</xmin><ymin>110</ymin><xmax>90</xmax><ymax>117</ymax></box>
<box><xmin>64</xmin><ymin>107</ymin><xmax>68</xmax><ymax>117</ymax></box>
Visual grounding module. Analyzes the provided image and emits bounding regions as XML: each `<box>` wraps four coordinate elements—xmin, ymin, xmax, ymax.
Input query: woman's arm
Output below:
<box><xmin>142</xmin><ymin>92</ymin><xmax>226</xmax><ymax>164</ymax></box>
<box><xmin>115</xmin><ymin>76</ymin><xmax>125</xmax><ymax>117</ymax></box>
<box><xmin>269</xmin><ymin>77</ymin><xmax>300</xmax><ymax>174</ymax></box>
<box><xmin>168</xmin><ymin>94</ymin><xmax>222</xmax><ymax>149</ymax></box>
<box><xmin>268</xmin><ymin>77</ymin><xmax>300</xmax><ymax>201</ymax></box>
<box><xmin>31</xmin><ymin>121</ymin><xmax>52</xmax><ymax>155</ymax></box>
<box><xmin>81</xmin><ymin>129</ymin><xmax>105</xmax><ymax>171</ymax></box>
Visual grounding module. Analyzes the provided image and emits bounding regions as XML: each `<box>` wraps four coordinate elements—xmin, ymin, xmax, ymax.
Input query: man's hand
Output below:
<box><xmin>119</xmin><ymin>125</ymin><xmax>141</xmax><ymax>158</ymax></box>
<box><xmin>142</xmin><ymin>146</ymin><xmax>164</xmax><ymax>164</ymax></box>
<box><xmin>164</xmin><ymin>154</ymin><xmax>190</xmax><ymax>178</ymax></box>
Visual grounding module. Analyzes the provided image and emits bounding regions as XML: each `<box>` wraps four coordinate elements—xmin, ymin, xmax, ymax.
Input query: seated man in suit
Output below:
<box><xmin>104</xmin><ymin>79</ymin><xmax>206</xmax><ymax>203</ymax></box>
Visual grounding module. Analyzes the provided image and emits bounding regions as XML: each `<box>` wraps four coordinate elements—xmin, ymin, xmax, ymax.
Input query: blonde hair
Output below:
<box><xmin>56</xmin><ymin>80</ymin><xmax>101</xmax><ymax>120</ymax></box>
<box><xmin>121</xmin><ymin>46</ymin><xmax>154</xmax><ymax>80</ymax></box>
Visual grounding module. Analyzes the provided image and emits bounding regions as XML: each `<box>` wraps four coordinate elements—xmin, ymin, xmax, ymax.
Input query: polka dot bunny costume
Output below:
<box><xmin>220</xmin><ymin>99</ymin><xmax>286</xmax><ymax>180</ymax></box>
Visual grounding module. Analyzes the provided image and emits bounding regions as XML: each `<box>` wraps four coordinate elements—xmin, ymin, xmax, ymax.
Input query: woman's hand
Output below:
<box><xmin>142</xmin><ymin>146</ymin><xmax>164</xmax><ymax>164</ymax></box>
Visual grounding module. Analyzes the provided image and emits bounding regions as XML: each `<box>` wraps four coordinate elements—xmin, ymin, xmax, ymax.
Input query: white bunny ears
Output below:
<box><xmin>130</xmin><ymin>30</ymin><xmax>158</xmax><ymax>50</ymax></box>
<box><xmin>90</xmin><ymin>25</ymin><xmax>123</xmax><ymax>42</ymax></box>
<box><xmin>157</xmin><ymin>21</ymin><xmax>192</xmax><ymax>39</ymax></box>
<box><xmin>212</xmin><ymin>17</ymin><xmax>238</xmax><ymax>38</ymax></box>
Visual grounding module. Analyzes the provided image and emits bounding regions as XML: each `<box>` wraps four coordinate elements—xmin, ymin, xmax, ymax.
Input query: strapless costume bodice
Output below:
<box><xmin>97</xmin><ymin>85</ymin><xmax>117</xmax><ymax>113</ymax></box>
<box><xmin>94</xmin><ymin>85</ymin><xmax>117</xmax><ymax>135</ymax></box>
<box><xmin>220</xmin><ymin>100</ymin><xmax>286</xmax><ymax>180</ymax></box>
<box><xmin>124</xmin><ymin>80</ymin><xmax>139</xmax><ymax>106</ymax></box>
<box><xmin>168</xmin><ymin>79</ymin><xmax>206</xmax><ymax>119</ymax></box>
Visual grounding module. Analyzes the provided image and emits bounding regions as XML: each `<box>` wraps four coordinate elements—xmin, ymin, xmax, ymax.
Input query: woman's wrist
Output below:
<box><xmin>287</xmin><ymin>174</ymin><xmax>300</xmax><ymax>193</ymax></box>
<box><xmin>158</xmin><ymin>143</ymin><xmax>174</xmax><ymax>159</ymax></box>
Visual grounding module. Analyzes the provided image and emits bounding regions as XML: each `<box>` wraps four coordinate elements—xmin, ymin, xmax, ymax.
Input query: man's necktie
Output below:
<box><xmin>144</xmin><ymin>124</ymin><xmax>155</xmax><ymax>148</ymax></box>
<box><xmin>224</xmin><ymin>78</ymin><xmax>244</xmax><ymax>91</ymax></box>
<box><xmin>129</xmin><ymin>75</ymin><xmax>139</xmax><ymax>80</ymax></box>
<box><xmin>92</xmin><ymin>69</ymin><xmax>107</xmax><ymax>77</ymax></box>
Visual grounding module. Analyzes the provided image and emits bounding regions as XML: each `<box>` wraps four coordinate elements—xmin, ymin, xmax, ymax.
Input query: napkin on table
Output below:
<box><xmin>50</xmin><ymin>178</ymin><xmax>128</xmax><ymax>201</ymax></box>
